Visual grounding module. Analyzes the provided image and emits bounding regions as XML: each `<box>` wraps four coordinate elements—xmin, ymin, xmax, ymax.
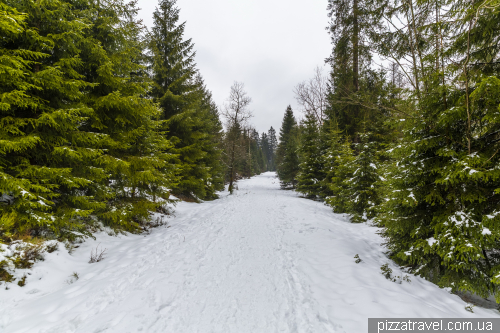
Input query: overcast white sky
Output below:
<box><xmin>137</xmin><ymin>0</ymin><xmax>332</xmax><ymax>134</ymax></box>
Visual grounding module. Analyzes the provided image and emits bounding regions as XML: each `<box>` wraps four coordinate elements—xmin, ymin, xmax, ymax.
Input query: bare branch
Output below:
<box><xmin>221</xmin><ymin>82</ymin><xmax>253</xmax><ymax>194</ymax></box>
<box><xmin>293</xmin><ymin>67</ymin><xmax>328</xmax><ymax>124</ymax></box>
<box><xmin>222</xmin><ymin>82</ymin><xmax>253</xmax><ymax>130</ymax></box>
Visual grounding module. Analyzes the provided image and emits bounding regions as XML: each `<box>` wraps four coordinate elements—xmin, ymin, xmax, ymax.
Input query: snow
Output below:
<box><xmin>427</xmin><ymin>237</ymin><xmax>437</xmax><ymax>247</ymax></box>
<box><xmin>0</xmin><ymin>244</ymin><xmax>14</xmax><ymax>262</ymax></box>
<box><xmin>482</xmin><ymin>228</ymin><xmax>492</xmax><ymax>235</ymax></box>
<box><xmin>450</xmin><ymin>211</ymin><xmax>468</xmax><ymax>226</ymax></box>
<box><xmin>0</xmin><ymin>172</ymin><xmax>498</xmax><ymax>333</ymax></box>
<box><xmin>487</xmin><ymin>211</ymin><xmax>500</xmax><ymax>219</ymax></box>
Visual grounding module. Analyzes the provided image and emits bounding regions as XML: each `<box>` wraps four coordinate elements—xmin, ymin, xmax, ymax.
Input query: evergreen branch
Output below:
<box><xmin>481</xmin><ymin>147</ymin><xmax>500</xmax><ymax>168</ymax></box>
<box><xmin>333</xmin><ymin>86</ymin><xmax>418</xmax><ymax>119</ymax></box>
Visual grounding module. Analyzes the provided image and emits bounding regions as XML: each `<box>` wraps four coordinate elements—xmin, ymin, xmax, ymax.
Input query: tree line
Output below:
<box><xmin>276</xmin><ymin>0</ymin><xmax>500</xmax><ymax>301</ymax></box>
<box><xmin>0</xmin><ymin>0</ymin><xmax>276</xmax><ymax>243</ymax></box>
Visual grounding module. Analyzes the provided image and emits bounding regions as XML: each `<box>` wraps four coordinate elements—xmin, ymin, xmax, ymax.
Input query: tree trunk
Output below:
<box><xmin>229</xmin><ymin>141</ymin><xmax>236</xmax><ymax>194</ymax></box>
<box><xmin>352</xmin><ymin>0</ymin><xmax>359</xmax><ymax>93</ymax></box>
<box><xmin>409</xmin><ymin>0</ymin><xmax>427</xmax><ymax>94</ymax></box>
<box><xmin>405</xmin><ymin>7</ymin><xmax>421</xmax><ymax>100</ymax></box>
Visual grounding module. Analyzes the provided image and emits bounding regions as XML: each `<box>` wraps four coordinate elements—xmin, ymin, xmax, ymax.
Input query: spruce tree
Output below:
<box><xmin>276</xmin><ymin>106</ymin><xmax>299</xmax><ymax>188</ymax></box>
<box><xmin>261</xmin><ymin>132</ymin><xmax>270</xmax><ymax>171</ymax></box>
<box><xmin>249</xmin><ymin>129</ymin><xmax>264</xmax><ymax>175</ymax></box>
<box><xmin>0</xmin><ymin>0</ymin><xmax>182</xmax><ymax>240</ymax></box>
<box><xmin>344</xmin><ymin>133</ymin><xmax>381</xmax><ymax>222</ymax></box>
<box><xmin>257</xmin><ymin>148</ymin><xmax>266</xmax><ymax>173</ymax></box>
<box><xmin>149</xmin><ymin>0</ymin><xmax>220</xmax><ymax>200</ymax></box>
<box><xmin>327</xmin><ymin>0</ymin><xmax>395</xmax><ymax>143</ymax></box>
<box><xmin>267</xmin><ymin>127</ymin><xmax>278</xmax><ymax>171</ymax></box>
<box><xmin>296</xmin><ymin>114</ymin><xmax>322</xmax><ymax>198</ymax></box>
<box><xmin>327</xmin><ymin>0</ymin><xmax>373</xmax><ymax>138</ymax></box>
<box><xmin>191</xmin><ymin>74</ymin><xmax>225</xmax><ymax>199</ymax></box>
<box><xmin>380</xmin><ymin>76</ymin><xmax>500</xmax><ymax>298</ymax></box>
<box><xmin>378</xmin><ymin>0</ymin><xmax>500</xmax><ymax>299</ymax></box>
<box><xmin>0</xmin><ymin>0</ymin><xmax>105</xmax><ymax>239</ymax></box>
<box><xmin>240</xmin><ymin>128</ymin><xmax>253</xmax><ymax>178</ymax></box>
<box><xmin>254</xmin><ymin>131</ymin><xmax>266</xmax><ymax>172</ymax></box>
<box><xmin>76</xmin><ymin>0</ymin><xmax>178</xmax><ymax>229</ymax></box>
<box><xmin>251</xmin><ymin>129</ymin><xmax>265</xmax><ymax>173</ymax></box>
<box><xmin>325</xmin><ymin>137</ymin><xmax>354</xmax><ymax>213</ymax></box>
<box><xmin>319</xmin><ymin>120</ymin><xmax>344</xmax><ymax>199</ymax></box>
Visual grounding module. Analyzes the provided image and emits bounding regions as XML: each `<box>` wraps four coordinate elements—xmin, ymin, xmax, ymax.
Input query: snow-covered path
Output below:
<box><xmin>1</xmin><ymin>172</ymin><xmax>498</xmax><ymax>333</ymax></box>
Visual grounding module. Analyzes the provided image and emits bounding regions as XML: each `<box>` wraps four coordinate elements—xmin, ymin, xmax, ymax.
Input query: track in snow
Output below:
<box><xmin>1</xmin><ymin>172</ymin><xmax>498</xmax><ymax>333</ymax></box>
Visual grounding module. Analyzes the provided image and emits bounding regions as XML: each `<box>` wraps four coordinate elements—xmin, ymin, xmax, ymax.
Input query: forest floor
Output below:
<box><xmin>1</xmin><ymin>172</ymin><xmax>499</xmax><ymax>333</ymax></box>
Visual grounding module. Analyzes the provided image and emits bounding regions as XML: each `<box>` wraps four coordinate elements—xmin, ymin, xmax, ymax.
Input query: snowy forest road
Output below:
<box><xmin>1</xmin><ymin>172</ymin><xmax>497</xmax><ymax>333</ymax></box>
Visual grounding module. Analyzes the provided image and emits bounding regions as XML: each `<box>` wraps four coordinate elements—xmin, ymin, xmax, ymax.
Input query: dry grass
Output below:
<box><xmin>89</xmin><ymin>244</ymin><xmax>107</xmax><ymax>263</ymax></box>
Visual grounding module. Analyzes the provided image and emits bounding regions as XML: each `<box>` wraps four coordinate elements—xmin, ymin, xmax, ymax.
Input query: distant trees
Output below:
<box><xmin>261</xmin><ymin>132</ymin><xmax>270</xmax><ymax>171</ymax></box>
<box><xmin>259</xmin><ymin>128</ymin><xmax>277</xmax><ymax>172</ymax></box>
<box><xmin>222</xmin><ymin>82</ymin><xmax>253</xmax><ymax>194</ymax></box>
<box><xmin>266</xmin><ymin>127</ymin><xmax>278</xmax><ymax>171</ymax></box>
<box><xmin>219</xmin><ymin>82</ymin><xmax>276</xmax><ymax>193</ymax></box>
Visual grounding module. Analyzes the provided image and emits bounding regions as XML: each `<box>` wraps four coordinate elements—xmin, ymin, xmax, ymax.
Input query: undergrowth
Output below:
<box><xmin>0</xmin><ymin>209</ymin><xmax>174</xmax><ymax>285</ymax></box>
<box><xmin>0</xmin><ymin>240</ymin><xmax>54</xmax><ymax>285</ymax></box>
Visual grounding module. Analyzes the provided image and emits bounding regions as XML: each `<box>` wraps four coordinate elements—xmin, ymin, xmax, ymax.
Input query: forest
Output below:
<box><xmin>275</xmin><ymin>0</ymin><xmax>500</xmax><ymax>301</ymax></box>
<box><xmin>0</xmin><ymin>0</ymin><xmax>277</xmax><ymax>241</ymax></box>
<box><xmin>2</xmin><ymin>0</ymin><xmax>500</xmax><ymax>303</ymax></box>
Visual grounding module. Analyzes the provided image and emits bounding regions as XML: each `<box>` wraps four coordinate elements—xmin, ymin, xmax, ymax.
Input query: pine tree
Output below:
<box><xmin>296</xmin><ymin>114</ymin><xmax>322</xmax><ymax>198</ymax></box>
<box><xmin>276</xmin><ymin>106</ymin><xmax>300</xmax><ymax>188</ymax></box>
